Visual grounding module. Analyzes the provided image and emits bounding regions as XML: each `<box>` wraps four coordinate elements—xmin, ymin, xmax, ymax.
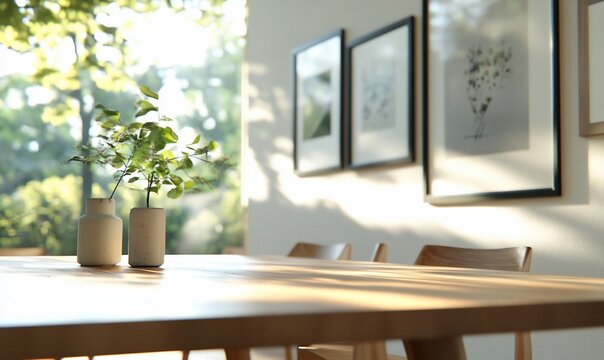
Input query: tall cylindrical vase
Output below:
<box><xmin>77</xmin><ymin>198</ymin><xmax>123</xmax><ymax>266</ymax></box>
<box><xmin>128</xmin><ymin>208</ymin><xmax>165</xmax><ymax>267</ymax></box>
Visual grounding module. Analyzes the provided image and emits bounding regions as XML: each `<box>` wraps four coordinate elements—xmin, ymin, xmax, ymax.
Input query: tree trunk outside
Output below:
<box><xmin>74</xmin><ymin>87</ymin><xmax>93</xmax><ymax>215</ymax></box>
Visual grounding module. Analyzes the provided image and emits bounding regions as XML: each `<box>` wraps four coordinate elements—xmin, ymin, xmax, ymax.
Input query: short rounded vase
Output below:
<box><xmin>77</xmin><ymin>198</ymin><xmax>123</xmax><ymax>266</ymax></box>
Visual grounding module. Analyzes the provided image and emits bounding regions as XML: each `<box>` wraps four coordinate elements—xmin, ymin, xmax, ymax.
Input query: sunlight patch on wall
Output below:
<box><xmin>272</xmin><ymin>153</ymin><xmax>430</xmax><ymax>229</ymax></box>
<box><xmin>246</xmin><ymin>147</ymin><xmax>270</xmax><ymax>202</ymax></box>
<box><xmin>248</xmin><ymin>90</ymin><xmax>276</xmax><ymax>124</ymax></box>
<box><xmin>589</xmin><ymin>140</ymin><xmax>604</xmax><ymax>202</ymax></box>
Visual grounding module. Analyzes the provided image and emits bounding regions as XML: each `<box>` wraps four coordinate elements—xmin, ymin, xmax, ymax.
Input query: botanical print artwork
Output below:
<box><xmin>361</xmin><ymin>59</ymin><xmax>396</xmax><ymax>133</ymax></box>
<box><xmin>465</xmin><ymin>42</ymin><xmax>512</xmax><ymax>140</ymax></box>
<box><xmin>302</xmin><ymin>70</ymin><xmax>332</xmax><ymax>140</ymax></box>
<box><xmin>442</xmin><ymin>0</ymin><xmax>529</xmax><ymax>157</ymax></box>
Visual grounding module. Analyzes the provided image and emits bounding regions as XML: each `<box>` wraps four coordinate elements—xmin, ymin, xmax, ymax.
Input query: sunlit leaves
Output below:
<box><xmin>41</xmin><ymin>99</ymin><xmax>80</xmax><ymax>126</ymax></box>
<box><xmin>70</xmin><ymin>85</ymin><xmax>225</xmax><ymax>207</ymax></box>
<box><xmin>33</xmin><ymin>68</ymin><xmax>59</xmax><ymax>80</ymax></box>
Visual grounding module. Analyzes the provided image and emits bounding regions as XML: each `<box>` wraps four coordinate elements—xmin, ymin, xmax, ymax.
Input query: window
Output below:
<box><xmin>0</xmin><ymin>0</ymin><xmax>245</xmax><ymax>255</ymax></box>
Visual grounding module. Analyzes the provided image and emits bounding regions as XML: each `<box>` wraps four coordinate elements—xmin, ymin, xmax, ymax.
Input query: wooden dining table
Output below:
<box><xmin>3</xmin><ymin>255</ymin><xmax>604</xmax><ymax>360</ymax></box>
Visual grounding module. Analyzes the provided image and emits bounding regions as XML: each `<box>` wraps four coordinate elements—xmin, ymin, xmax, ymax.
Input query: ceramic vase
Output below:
<box><xmin>77</xmin><ymin>198</ymin><xmax>122</xmax><ymax>266</ymax></box>
<box><xmin>128</xmin><ymin>208</ymin><xmax>165</xmax><ymax>267</ymax></box>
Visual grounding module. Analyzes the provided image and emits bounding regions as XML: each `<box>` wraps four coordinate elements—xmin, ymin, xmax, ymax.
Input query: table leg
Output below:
<box><xmin>353</xmin><ymin>341</ymin><xmax>388</xmax><ymax>360</ymax></box>
<box><xmin>224</xmin><ymin>348</ymin><xmax>251</xmax><ymax>360</ymax></box>
<box><xmin>403</xmin><ymin>336</ymin><xmax>466</xmax><ymax>360</ymax></box>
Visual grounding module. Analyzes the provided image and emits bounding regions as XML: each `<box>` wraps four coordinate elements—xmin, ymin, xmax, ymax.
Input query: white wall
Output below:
<box><xmin>245</xmin><ymin>0</ymin><xmax>604</xmax><ymax>358</ymax></box>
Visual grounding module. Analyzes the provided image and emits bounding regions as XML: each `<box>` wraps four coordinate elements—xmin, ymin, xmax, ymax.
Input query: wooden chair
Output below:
<box><xmin>369</xmin><ymin>242</ymin><xmax>388</xmax><ymax>263</ymax></box>
<box><xmin>405</xmin><ymin>245</ymin><xmax>533</xmax><ymax>360</ymax></box>
<box><xmin>298</xmin><ymin>243</ymin><xmax>397</xmax><ymax>360</ymax></box>
<box><xmin>184</xmin><ymin>242</ymin><xmax>353</xmax><ymax>360</ymax></box>
<box><xmin>299</xmin><ymin>244</ymin><xmax>533</xmax><ymax>360</ymax></box>
<box><xmin>287</xmin><ymin>242</ymin><xmax>352</xmax><ymax>260</ymax></box>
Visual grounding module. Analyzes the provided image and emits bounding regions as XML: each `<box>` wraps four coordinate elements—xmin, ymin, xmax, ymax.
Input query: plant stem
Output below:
<box><xmin>146</xmin><ymin>172</ymin><xmax>154</xmax><ymax>208</ymax></box>
<box><xmin>109</xmin><ymin>156</ymin><xmax>133</xmax><ymax>200</ymax></box>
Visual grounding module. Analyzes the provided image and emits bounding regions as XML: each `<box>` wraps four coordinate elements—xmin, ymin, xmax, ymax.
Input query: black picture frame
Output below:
<box><xmin>422</xmin><ymin>0</ymin><xmax>561</xmax><ymax>205</ymax></box>
<box><xmin>579</xmin><ymin>0</ymin><xmax>604</xmax><ymax>136</ymax></box>
<box><xmin>293</xmin><ymin>29</ymin><xmax>345</xmax><ymax>176</ymax></box>
<box><xmin>347</xmin><ymin>17</ymin><xmax>415</xmax><ymax>169</ymax></box>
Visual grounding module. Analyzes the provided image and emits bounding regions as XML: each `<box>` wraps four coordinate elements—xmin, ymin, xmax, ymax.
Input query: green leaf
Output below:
<box><xmin>131</xmin><ymin>144</ymin><xmax>149</xmax><ymax>166</ymax></box>
<box><xmin>195</xmin><ymin>140</ymin><xmax>218</xmax><ymax>155</ymax></box>
<box><xmin>154</xmin><ymin>140</ymin><xmax>166</xmax><ymax>151</ymax></box>
<box><xmin>111</xmin><ymin>156</ymin><xmax>124</xmax><ymax>169</ymax></box>
<box><xmin>135</xmin><ymin>100</ymin><xmax>158</xmax><ymax>117</ymax></box>
<box><xmin>184</xmin><ymin>180</ymin><xmax>196</xmax><ymax>190</ymax></box>
<box><xmin>167</xmin><ymin>186</ymin><xmax>184</xmax><ymax>199</ymax></box>
<box><xmin>162</xmin><ymin>127</ymin><xmax>179</xmax><ymax>143</ymax></box>
<box><xmin>128</xmin><ymin>177</ymin><xmax>140</xmax><ymax>183</ymax></box>
<box><xmin>34</xmin><ymin>68</ymin><xmax>58</xmax><ymax>79</ymax></box>
<box><xmin>139</xmin><ymin>85</ymin><xmax>159</xmax><ymax>99</ymax></box>
<box><xmin>170</xmin><ymin>174</ymin><xmax>183</xmax><ymax>186</ymax></box>
<box><xmin>95</xmin><ymin>104</ymin><xmax>120</xmax><ymax>117</ymax></box>
<box><xmin>181</xmin><ymin>157</ymin><xmax>193</xmax><ymax>169</ymax></box>
<box><xmin>160</xmin><ymin>165</ymin><xmax>170</xmax><ymax>175</ymax></box>
<box><xmin>127</xmin><ymin>122</ymin><xmax>143</xmax><ymax>131</ymax></box>
<box><xmin>101</xmin><ymin>108</ymin><xmax>120</xmax><ymax>117</ymax></box>
<box><xmin>190</xmin><ymin>135</ymin><xmax>200</xmax><ymax>145</ymax></box>
<box><xmin>142</xmin><ymin>122</ymin><xmax>157</xmax><ymax>130</ymax></box>
<box><xmin>161</xmin><ymin>150</ymin><xmax>175</xmax><ymax>160</ymax></box>
<box><xmin>101</xmin><ymin>119</ymin><xmax>118</xmax><ymax>129</ymax></box>
<box><xmin>149</xmin><ymin>128</ymin><xmax>166</xmax><ymax>150</ymax></box>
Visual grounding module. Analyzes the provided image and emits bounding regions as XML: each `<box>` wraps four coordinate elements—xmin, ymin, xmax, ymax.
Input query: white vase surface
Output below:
<box><xmin>128</xmin><ymin>207</ymin><xmax>165</xmax><ymax>267</ymax></box>
<box><xmin>77</xmin><ymin>198</ymin><xmax>123</xmax><ymax>266</ymax></box>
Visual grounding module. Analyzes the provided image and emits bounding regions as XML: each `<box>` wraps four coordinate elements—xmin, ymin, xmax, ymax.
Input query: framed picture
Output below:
<box><xmin>422</xmin><ymin>0</ymin><xmax>561</xmax><ymax>205</ymax></box>
<box><xmin>293</xmin><ymin>29</ymin><xmax>344</xmax><ymax>176</ymax></box>
<box><xmin>347</xmin><ymin>17</ymin><xmax>415</xmax><ymax>169</ymax></box>
<box><xmin>579</xmin><ymin>0</ymin><xmax>604</xmax><ymax>136</ymax></box>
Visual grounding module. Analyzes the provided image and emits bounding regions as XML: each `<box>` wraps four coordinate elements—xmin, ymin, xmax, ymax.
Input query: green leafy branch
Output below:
<box><xmin>69</xmin><ymin>85</ymin><xmax>225</xmax><ymax>207</ymax></box>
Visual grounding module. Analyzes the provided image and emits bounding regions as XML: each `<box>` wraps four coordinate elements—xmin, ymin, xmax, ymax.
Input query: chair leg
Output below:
<box><xmin>403</xmin><ymin>336</ymin><xmax>466</xmax><ymax>360</ymax></box>
<box><xmin>182</xmin><ymin>350</ymin><xmax>190</xmax><ymax>360</ymax></box>
<box><xmin>285</xmin><ymin>345</ymin><xmax>293</xmax><ymax>360</ymax></box>
<box><xmin>224</xmin><ymin>348</ymin><xmax>251</xmax><ymax>360</ymax></box>
<box><xmin>514</xmin><ymin>332</ymin><xmax>532</xmax><ymax>360</ymax></box>
<box><xmin>353</xmin><ymin>341</ymin><xmax>388</xmax><ymax>360</ymax></box>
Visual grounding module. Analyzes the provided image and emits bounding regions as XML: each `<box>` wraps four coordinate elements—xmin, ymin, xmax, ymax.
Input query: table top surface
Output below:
<box><xmin>3</xmin><ymin>255</ymin><xmax>604</xmax><ymax>357</ymax></box>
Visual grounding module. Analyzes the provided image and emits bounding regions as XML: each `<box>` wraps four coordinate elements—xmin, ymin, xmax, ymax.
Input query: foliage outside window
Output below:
<box><xmin>0</xmin><ymin>0</ymin><xmax>245</xmax><ymax>254</ymax></box>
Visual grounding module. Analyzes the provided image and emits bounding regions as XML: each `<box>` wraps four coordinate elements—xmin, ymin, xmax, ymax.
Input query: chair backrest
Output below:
<box><xmin>371</xmin><ymin>243</ymin><xmax>388</xmax><ymax>263</ymax></box>
<box><xmin>414</xmin><ymin>245</ymin><xmax>533</xmax><ymax>360</ymax></box>
<box><xmin>415</xmin><ymin>245</ymin><xmax>532</xmax><ymax>272</ymax></box>
<box><xmin>287</xmin><ymin>242</ymin><xmax>352</xmax><ymax>260</ymax></box>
